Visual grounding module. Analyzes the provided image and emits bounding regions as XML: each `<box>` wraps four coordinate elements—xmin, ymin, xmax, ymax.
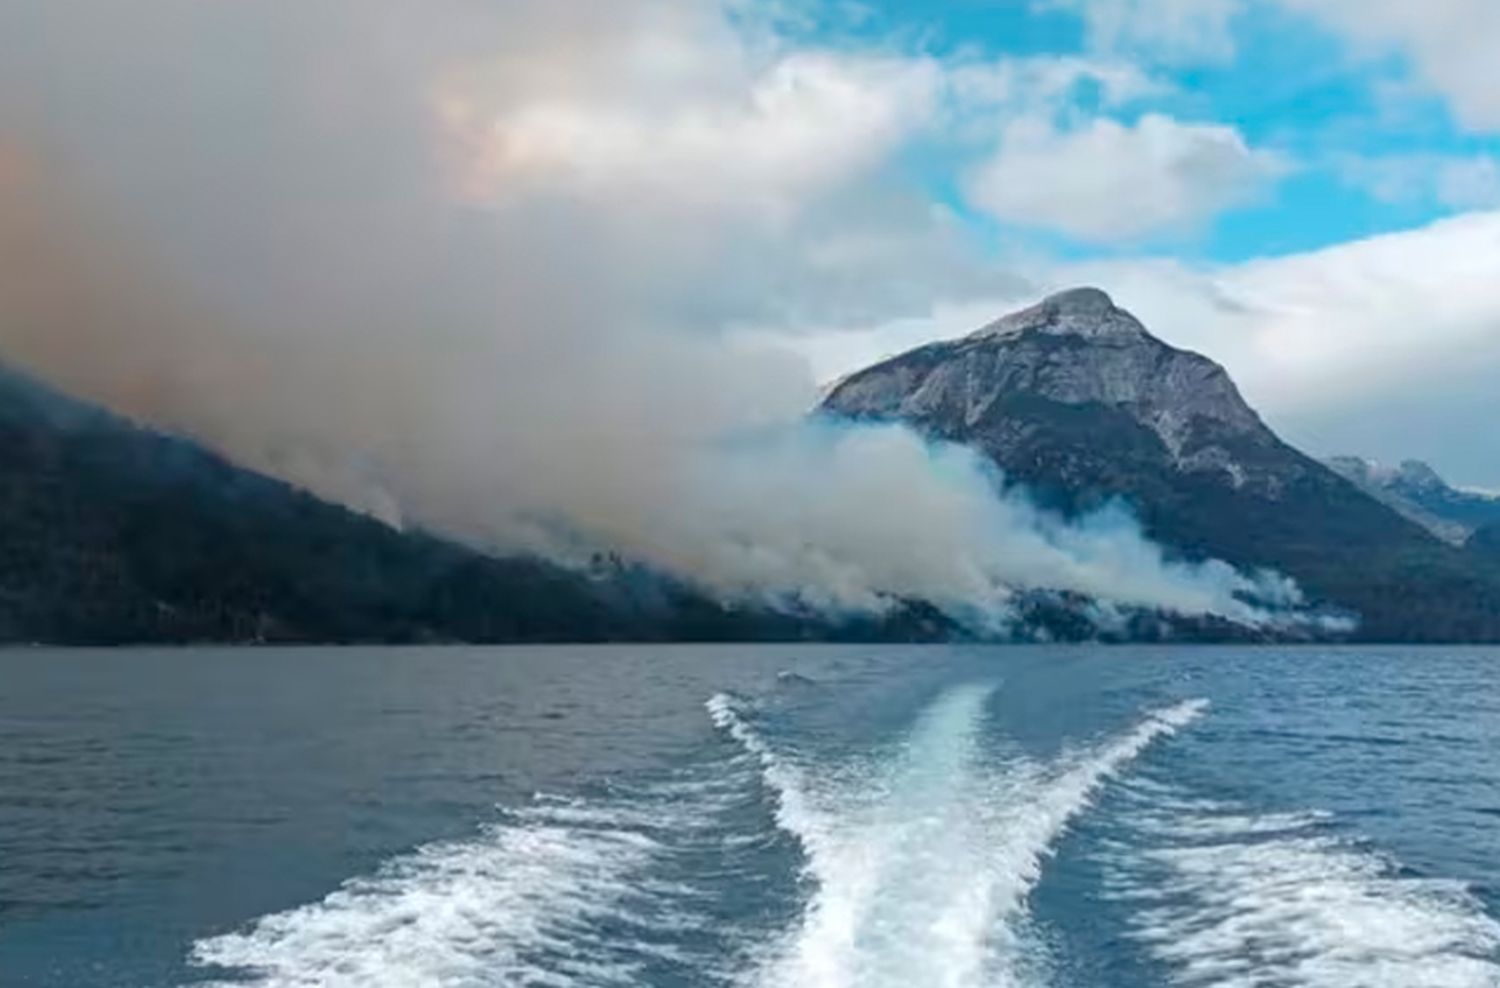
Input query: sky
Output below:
<box><xmin>746</xmin><ymin>0</ymin><xmax>1500</xmax><ymax>487</ymax></box>
<box><xmin>0</xmin><ymin>0</ymin><xmax>1497</xmax><ymax>623</ymax></box>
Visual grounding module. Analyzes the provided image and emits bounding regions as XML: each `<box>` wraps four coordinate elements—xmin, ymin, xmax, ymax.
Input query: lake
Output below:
<box><xmin>2</xmin><ymin>645</ymin><xmax>1498</xmax><ymax>986</ymax></box>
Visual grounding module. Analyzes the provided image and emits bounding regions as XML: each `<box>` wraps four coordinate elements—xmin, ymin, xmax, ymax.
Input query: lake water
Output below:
<box><xmin>2</xmin><ymin>645</ymin><xmax>1498</xmax><ymax>987</ymax></box>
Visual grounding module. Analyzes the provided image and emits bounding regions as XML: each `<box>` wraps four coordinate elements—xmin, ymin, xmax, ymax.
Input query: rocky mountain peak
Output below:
<box><xmin>970</xmin><ymin>286</ymin><xmax>1148</xmax><ymax>343</ymax></box>
<box><xmin>818</xmin><ymin>293</ymin><xmax>1500</xmax><ymax>643</ymax></box>
<box><xmin>825</xmin><ymin>289</ymin><xmax>1268</xmax><ymax>486</ymax></box>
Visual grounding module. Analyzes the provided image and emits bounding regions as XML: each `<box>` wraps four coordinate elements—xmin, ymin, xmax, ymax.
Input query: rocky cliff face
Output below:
<box><xmin>823</xmin><ymin>288</ymin><xmax>1500</xmax><ymax>641</ymax></box>
<box><xmin>827</xmin><ymin>287</ymin><xmax>1313</xmax><ymax>502</ymax></box>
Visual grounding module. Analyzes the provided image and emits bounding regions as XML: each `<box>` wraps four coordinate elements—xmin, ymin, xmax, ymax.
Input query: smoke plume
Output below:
<box><xmin>0</xmin><ymin>0</ymin><xmax>1310</xmax><ymax>629</ymax></box>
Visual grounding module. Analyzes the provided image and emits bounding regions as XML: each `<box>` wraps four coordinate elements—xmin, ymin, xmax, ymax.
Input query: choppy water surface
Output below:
<box><xmin>2</xmin><ymin>645</ymin><xmax>1498</xmax><ymax>987</ymax></box>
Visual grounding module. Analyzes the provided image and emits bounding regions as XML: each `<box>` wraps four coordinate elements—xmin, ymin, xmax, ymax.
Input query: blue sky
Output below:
<box><xmin>783</xmin><ymin>0</ymin><xmax>1500</xmax><ymax>263</ymax></box>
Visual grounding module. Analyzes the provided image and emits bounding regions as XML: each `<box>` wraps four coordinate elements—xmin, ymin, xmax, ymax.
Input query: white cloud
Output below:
<box><xmin>788</xmin><ymin>209</ymin><xmax>1500</xmax><ymax>485</ymax></box>
<box><xmin>1437</xmin><ymin>157</ymin><xmax>1500</xmax><ymax>209</ymax></box>
<box><xmin>943</xmin><ymin>55</ymin><xmax>1167</xmax><ymax>116</ymax></box>
<box><xmin>442</xmin><ymin>49</ymin><xmax>943</xmax><ymax>220</ymax></box>
<box><xmin>444</xmin><ymin>46</ymin><xmax>1167</xmax><ymax>220</ymax></box>
<box><xmin>1278</xmin><ymin>0</ymin><xmax>1500</xmax><ymax>132</ymax></box>
<box><xmin>1054</xmin><ymin>0</ymin><xmax>1500</xmax><ymax>137</ymax></box>
<box><xmin>1187</xmin><ymin>212</ymin><xmax>1500</xmax><ymax>407</ymax></box>
<box><xmin>435</xmin><ymin>28</ymin><xmax>1183</xmax><ymax>327</ymax></box>
<box><xmin>1028</xmin><ymin>213</ymin><xmax>1500</xmax><ymax>419</ymax></box>
<box><xmin>1042</xmin><ymin>0</ymin><xmax>1244</xmax><ymax>65</ymax></box>
<box><xmin>965</xmin><ymin>113</ymin><xmax>1287</xmax><ymax>242</ymax></box>
<box><xmin>1340</xmin><ymin>153</ymin><xmax>1500</xmax><ymax>211</ymax></box>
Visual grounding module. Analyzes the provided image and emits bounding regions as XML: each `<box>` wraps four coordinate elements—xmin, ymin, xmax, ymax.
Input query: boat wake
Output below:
<box><xmin>189</xmin><ymin>768</ymin><xmax>765</xmax><ymax>987</ymax></box>
<box><xmin>1100</xmin><ymin>778</ymin><xmax>1500</xmax><ymax>987</ymax></box>
<box><xmin>190</xmin><ymin>684</ymin><xmax>1497</xmax><ymax>988</ymax></box>
<box><xmin>710</xmin><ymin>687</ymin><xmax>1207</xmax><ymax>988</ymax></box>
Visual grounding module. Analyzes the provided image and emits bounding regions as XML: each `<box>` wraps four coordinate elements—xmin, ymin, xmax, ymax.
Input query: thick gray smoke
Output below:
<box><xmin>0</xmin><ymin>0</ymin><xmax>1307</xmax><ymax>628</ymax></box>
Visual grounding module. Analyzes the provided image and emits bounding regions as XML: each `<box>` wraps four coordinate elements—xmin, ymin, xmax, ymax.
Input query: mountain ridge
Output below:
<box><xmin>0</xmin><ymin>360</ymin><xmax>963</xmax><ymax>645</ymax></box>
<box><xmin>6</xmin><ymin>288</ymin><xmax>1499</xmax><ymax>644</ymax></box>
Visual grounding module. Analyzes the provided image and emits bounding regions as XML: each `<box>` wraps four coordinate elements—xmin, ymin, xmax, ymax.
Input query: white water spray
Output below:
<box><xmin>710</xmin><ymin>688</ymin><xmax>1208</xmax><ymax>988</ymax></box>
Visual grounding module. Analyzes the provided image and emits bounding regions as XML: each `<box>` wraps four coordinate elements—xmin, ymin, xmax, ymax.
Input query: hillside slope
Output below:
<box><xmin>0</xmin><ymin>364</ymin><xmax>889</xmax><ymax>645</ymax></box>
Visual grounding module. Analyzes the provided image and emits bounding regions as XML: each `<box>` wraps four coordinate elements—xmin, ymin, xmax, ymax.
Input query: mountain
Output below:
<box><xmin>0</xmin><ymin>362</ymin><xmax>953</xmax><ymax>645</ymax></box>
<box><xmin>1325</xmin><ymin>456</ymin><xmax>1500</xmax><ymax>545</ymax></box>
<box><xmin>10</xmin><ymin>289</ymin><xmax>1499</xmax><ymax>645</ymax></box>
<box><xmin>1468</xmin><ymin>531</ymin><xmax>1500</xmax><ymax>575</ymax></box>
<box><xmin>822</xmin><ymin>287</ymin><xmax>1500</xmax><ymax>642</ymax></box>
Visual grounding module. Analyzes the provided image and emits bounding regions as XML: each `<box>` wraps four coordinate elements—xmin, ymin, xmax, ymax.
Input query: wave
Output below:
<box><xmin>711</xmin><ymin>688</ymin><xmax>1208</xmax><ymax>988</ymax></box>
<box><xmin>1102</xmin><ymin>783</ymin><xmax>1500</xmax><ymax>987</ymax></box>
<box><xmin>189</xmin><ymin>801</ymin><xmax>657</xmax><ymax>987</ymax></box>
<box><xmin>188</xmin><ymin>769</ymin><xmax>764</xmax><ymax>987</ymax></box>
<box><xmin>706</xmin><ymin>691</ymin><xmax>831</xmax><ymax>862</ymax></box>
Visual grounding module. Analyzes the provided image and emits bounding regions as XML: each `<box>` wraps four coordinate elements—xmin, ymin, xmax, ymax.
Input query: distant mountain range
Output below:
<box><xmin>6</xmin><ymin>287</ymin><xmax>1500</xmax><ymax>644</ymax></box>
<box><xmin>823</xmin><ymin>287</ymin><xmax>1500</xmax><ymax>642</ymax></box>
<box><xmin>1324</xmin><ymin>456</ymin><xmax>1500</xmax><ymax>547</ymax></box>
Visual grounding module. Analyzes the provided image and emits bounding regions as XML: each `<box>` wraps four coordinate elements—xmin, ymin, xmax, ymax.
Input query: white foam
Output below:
<box><xmin>1105</xmin><ymin>788</ymin><xmax>1500</xmax><ymax>987</ymax></box>
<box><xmin>188</xmin><ymin>769</ymin><xmax>757</xmax><ymax>988</ymax></box>
<box><xmin>190</xmin><ymin>809</ymin><xmax>655</xmax><ymax>987</ymax></box>
<box><xmin>712</xmin><ymin>689</ymin><xmax>1208</xmax><ymax>988</ymax></box>
<box><xmin>707</xmin><ymin>691</ymin><xmax>832</xmax><ymax>861</ymax></box>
